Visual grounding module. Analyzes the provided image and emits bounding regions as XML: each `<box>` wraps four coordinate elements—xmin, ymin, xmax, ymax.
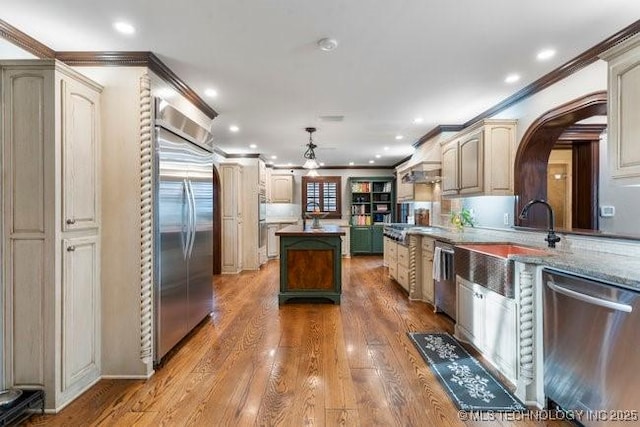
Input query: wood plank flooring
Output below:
<box><xmin>26</xmin><ymin>256</ymin><xmax>571</xmax><ymax>426</ymax></box>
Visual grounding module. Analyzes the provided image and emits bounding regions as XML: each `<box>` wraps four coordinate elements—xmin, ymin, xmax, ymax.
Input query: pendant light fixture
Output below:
<box><xmin>303</xmin><ymin>127</ymin><xmax>320</xmax><ymax>170</ymax></box>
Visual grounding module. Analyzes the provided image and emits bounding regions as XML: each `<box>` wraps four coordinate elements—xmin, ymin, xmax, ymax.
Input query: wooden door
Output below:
<box><xmin>458</xmin><ymin>130</ymin><xmax>484</xmax><ymax>195</ymax></box>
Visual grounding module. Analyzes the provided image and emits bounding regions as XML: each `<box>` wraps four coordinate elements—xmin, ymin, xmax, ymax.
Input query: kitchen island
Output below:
<box><xmin>276</xmin><ymin>224</ymin><xmax>345</xmax><ymax>304</ymax></box>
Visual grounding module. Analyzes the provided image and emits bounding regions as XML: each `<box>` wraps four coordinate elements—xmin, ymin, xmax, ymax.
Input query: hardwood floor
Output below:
<box><xmin>26</xmin><ymin>256</ymin><xmax>571</xmax><ymax>426</ymax></box>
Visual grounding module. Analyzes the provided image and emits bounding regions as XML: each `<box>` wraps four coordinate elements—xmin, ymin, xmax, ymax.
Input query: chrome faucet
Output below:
<box><xmin>519</xmin><ymin>199</ymin><xmax>561</xmax><ymax>248</ymax></box>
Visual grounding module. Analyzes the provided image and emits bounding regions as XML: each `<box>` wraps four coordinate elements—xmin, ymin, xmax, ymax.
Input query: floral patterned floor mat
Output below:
<box><xmin>408</xmin><ymin>332</ymin><xmax>526</xmax><ymax>411</ymax></box>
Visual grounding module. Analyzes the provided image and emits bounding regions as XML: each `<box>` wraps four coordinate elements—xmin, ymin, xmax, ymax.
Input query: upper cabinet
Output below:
<box><xmin>601</xmin><ymin>34</ymin><xmax>640</xmax><ymax>184</ymax></box>
<box><xmin>440</xmin><ymin>119</ymin><xmax>516</xmax><ymax>197</ymax></box>
<box><xmin>270</xmin><ymin>174</ymin><xmax>294</xmax><ymax>203</ymax></box>
<box><xmin>62</xmin><ymin>76</ymin><xmax>101</xmax><ymax>231</ymax></box>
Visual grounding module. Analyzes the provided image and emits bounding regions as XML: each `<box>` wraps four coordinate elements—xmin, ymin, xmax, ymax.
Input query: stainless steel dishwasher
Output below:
<box><xmin>434</xmin><ymin>241</ymin><xmax>456</xmax><ymax>320</ymax></box>
<box><xmin>543</xmin><ymin>268</ymin><xmax>640</xmax><ymax>426</ymax></box>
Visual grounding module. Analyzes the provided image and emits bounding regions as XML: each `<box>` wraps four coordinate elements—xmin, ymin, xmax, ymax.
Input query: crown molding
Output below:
<box><xmin>56</xmin><ymin>51</ymin><xmax>218</xmax><ymax>119</ymax></box>
<box><xmin>0</xmin><ymin>19</ymin><xmax>55</xmax><ymax>58</ymax></box>
<box><xmin>412</xmin><ymin>124</ymin><xmax>464</xmax><ymax>148</ymax></box>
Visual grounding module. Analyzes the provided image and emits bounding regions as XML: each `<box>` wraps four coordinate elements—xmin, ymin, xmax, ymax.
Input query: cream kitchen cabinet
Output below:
<box><xmin>456</xmin><ymin>276</ymin><xmax>518</xmax><ymax>382</ymax></box>
<box><xmin>221</xmin><ymin>163</ymin><xmax>244</xmax><ymax>273</ymax></box>
<box><xmin>386</xmin><ymin>237</ymin><xmax>398</xmax><ymax>280</ymax></box>
<box><xmin>420</xmin><ymin>237</ymin><xmax>435</xmax><ymax>303</ymax></box>
<box><xmin>396</xmin><ymin>244</ymin><xmax>410</xmax><ymax>292</ymax></box>
<box><xmin>270</xmin><ymin>174</ymin><xmax>294</xmax><ymax>203</ymax></box>
<box><xmin>441</xmin><ymin>120</ymin><xmax>516</xmax><ymax>197</ymax></box>
<box><xmin>267</xmin><ymin>224</ymin><xmax>279</xmax><ymax>258</ymax></box>
<box><xmin>601</xmin><ymin>33</ymin><xmax>640</xmax><ymax>183</ymax></box>
<box><xmin>1</xmin><ymin>60</ymin><xmax>102</xmax><ymax>410</ymax></box>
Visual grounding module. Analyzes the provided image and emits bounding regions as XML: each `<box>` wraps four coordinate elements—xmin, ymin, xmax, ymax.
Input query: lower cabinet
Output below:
<box><xmin>420</xmin><ymin>237</ymin><xmax>435</xmax><ymax>303</ymax></box>
<box><xmin>267</xmin><ymin>224</ymin><xmax>279</xmax><ymax>258</ymax></box>
<box><xmin>350</xmin><ymin>226</ymin><xmax>372</xmax><ymax>253</ymax></box>
<box><xmin>371</xmin><ymin>225</ymin><xmax>384</xmax><ymax>252</ymax></box>
<box><xmin>386</xmin><ymin>238</ymin><xmax>398</xmax><ymax>279</ymax></box>
<box><xmin>396</xmin><ymin>244</ymin><xmax>409</xmax><ymax>292</ymax></box>
<box><xmin>456</xmin><ymin>276</ymin><xmax>517</xmax><ymax>382</ymax></box>
<box><xmin>61</xmin><ymin>236</ymin><xmax>101</xmax><ymax>395</ymax></box>
<box><xmin>350</xmin><ymin>225</ymin><xmax>384</xmax><ymax>254</ymax></box>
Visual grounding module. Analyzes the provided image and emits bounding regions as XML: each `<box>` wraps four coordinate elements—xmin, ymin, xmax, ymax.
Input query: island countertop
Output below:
<box><xmin>276</xmin><ymin>224</ymin><xmax>346</xmax><ymax>237</ymax></box>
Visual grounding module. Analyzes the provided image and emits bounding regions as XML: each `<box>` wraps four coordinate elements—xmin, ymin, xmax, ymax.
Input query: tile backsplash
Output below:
<box><xmin>266</xmin><ymin>203</ymin><xmax>300</xmax><ymax>219</ymax></box>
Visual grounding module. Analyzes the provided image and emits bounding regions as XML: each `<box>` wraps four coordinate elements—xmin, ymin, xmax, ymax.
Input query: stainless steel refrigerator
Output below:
<box><xmin>154</xmin><ymin>100</ymin><xmax>214</xmax><ymax>363</ymax></box>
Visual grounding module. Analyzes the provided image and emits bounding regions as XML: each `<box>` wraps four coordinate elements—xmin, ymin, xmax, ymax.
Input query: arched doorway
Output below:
<box><xmin>514</xmin><ymin>91</ymin><xmax>607</xmax><ymax>229</ymax></box>
<box><xmin>212</xmin><ymin>164</ymin><xmax>222</xmax><ymax>275</ymax></box>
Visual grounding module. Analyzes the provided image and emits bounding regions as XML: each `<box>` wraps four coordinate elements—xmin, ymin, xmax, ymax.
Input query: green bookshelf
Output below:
<box><xmin>349</xmin><ymin>177</ymin><xmax>395</xmax><ymax>254</ymax></box>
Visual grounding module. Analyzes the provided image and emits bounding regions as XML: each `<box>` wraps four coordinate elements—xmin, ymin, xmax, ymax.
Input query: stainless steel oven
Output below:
<box><xmin>543</xmin><ymin>268</ymin><xmax>640</xmax><ymax>426</ymax></box>
<box><xmin>434</xmin><ymin>240</ymin><xmax>456</xmax><ymax>320</ymax></box>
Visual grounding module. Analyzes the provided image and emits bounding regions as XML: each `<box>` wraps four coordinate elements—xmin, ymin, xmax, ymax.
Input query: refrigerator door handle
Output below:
<box><xmin>182</xmin><ymin>179</ymin><xmax>192</xmax><ymax>260</ymax></box>
<box><xmin>186</xmin><ymin>179</ymin><xmax>197</xmax><ymax>259</ymax></box>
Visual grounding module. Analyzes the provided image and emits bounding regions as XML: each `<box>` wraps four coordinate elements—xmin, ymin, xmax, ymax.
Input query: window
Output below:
<box><xmin>302</xmin><ymin>176</ymin><xmax>342</xmax><ymax>219</ymax></box>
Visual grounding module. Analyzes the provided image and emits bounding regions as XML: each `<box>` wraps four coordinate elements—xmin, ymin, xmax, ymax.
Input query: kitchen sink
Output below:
<box><xmin>455</xmin><ymin>244</ymin><xmax>549</xmax><ymax>298</ymax></box>
<box><xmin>456</xmin><ymin>243</ymin><xmax>548</xmax><ymax>259</ymax></box>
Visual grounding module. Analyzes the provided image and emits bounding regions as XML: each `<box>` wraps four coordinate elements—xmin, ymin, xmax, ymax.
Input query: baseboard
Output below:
<box><xmin>45</xmin><ymin>375</ymin><xmax>102</xmax><ymax>413</ymax></box>
<box><xmin>101</xmin><ymin>372</ymin><xmax>154</xmax><ymax>380</ymax></box>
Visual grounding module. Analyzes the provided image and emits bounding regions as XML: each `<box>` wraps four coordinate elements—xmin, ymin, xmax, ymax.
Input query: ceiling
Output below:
<box><xmin>2</xmin><ymin>1</ymin><xmax>640</xmax><ymax>167</ymax></box>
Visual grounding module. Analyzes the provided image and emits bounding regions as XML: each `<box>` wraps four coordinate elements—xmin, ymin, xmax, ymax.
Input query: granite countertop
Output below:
<box><xmin>404</xmin><ymin>226</ymin><xmax>640</xmax><ymax>291</ymax></box>
<box><xmin>276</xmin><ymin>224</ymin><xmax>346</xmax><ymax>237</ymax></box>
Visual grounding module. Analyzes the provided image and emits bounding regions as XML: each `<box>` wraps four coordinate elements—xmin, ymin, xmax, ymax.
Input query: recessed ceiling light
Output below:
<box><xmin>537</xmin><ymin>49</ymin><xmax>556</xmax><ymax>61</ymax></box>
<box><xmin>375</xmin><ymin>154</ymin><xmax>381</xmax><ymax>158</ymax></box>
<box><xmin>369</xmin><ymin>160</ymin><xmax>375</xmax><ymax>164</ymax></box>
<box><xmin>267</xmin><ymin>161</ymin><xmax>274</xmax><ymax>165</ymax></box>
<box><xmin>287</xmin><ymin>162</ymin><xmax>293</xmax><ymax>166</ymax></box>
<box><xmin>395</xmin><ymin>135</ymin><xmax>403</xmax><ymax>140</ymax></box>
<box><xmin>271</xmin><ymin>155</ymin><xmax>277</xmax><ymax>160</ymax></box>
<box><xmin>317</xmin><ymin>38</ymin><xmax>339</xmax><ymax>51</ymax></box>
<box><xmin>505</xmin><ymin>74</ymin><xmax>521</xmax><ymax>84</ymax></box>
<box><xmin>348</xmin><ymin>161</ymin><xmax>354</xmax><ymax>166</ymax></box>
<box><xmin>205</xmin><ymin>88</ymin><xmax>218</xmax><ymax>98</ymax></box>
<box><xmin>384</xmin><ymin>146</ymin><xmax>389</xmax><ymax>151</ymax></box>
<box><xmin>229</xmin><ymin>125</ymin><xmax>239</xmax><ymax>132</ymax></box>
<box><xmin>249</xmin><ymin>144</ymin><xmax>257</xmax><ymax>149</ymax></box>
<box><xmin>413</xmin><ymin>117</ymin><xmax>423</xmax><ymax>124</ymax></box>
<box><xmin>113</xmin><ymin>21</ymin><xmax>135</xmax><ymax>35</ymax></box>
<box><xmin>319</xmin><ymin>162</ymin><xmax>325</xmax><ymax>166</ymax></box>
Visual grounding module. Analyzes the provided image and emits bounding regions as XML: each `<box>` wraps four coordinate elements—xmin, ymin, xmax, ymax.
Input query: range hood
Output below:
<box><xmin>401</xmin><ymin>168</ymin><xmax>442</xmax><ymax>184</ymax></box>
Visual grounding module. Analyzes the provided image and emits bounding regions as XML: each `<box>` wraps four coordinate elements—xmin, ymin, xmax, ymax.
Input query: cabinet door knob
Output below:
<box><xmin>66</xmin><ymin>219</ymin><xmax>76</xmax><ymax>225</ymax></box>
<box><xmin>67</xmin><ymin>246</ymin><xmax>76</xmax><ymax>252</ymax></box>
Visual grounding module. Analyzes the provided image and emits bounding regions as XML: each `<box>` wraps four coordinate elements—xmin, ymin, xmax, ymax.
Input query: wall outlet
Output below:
<box><xmin>599</xmin><ymin>205</ymin><xmax>615</xmax><ymax>217</ymax></box>
<box><xmin>503</xmin><ymin>213</ymin><xmax>510</xmax><ymax>225</ymax></box>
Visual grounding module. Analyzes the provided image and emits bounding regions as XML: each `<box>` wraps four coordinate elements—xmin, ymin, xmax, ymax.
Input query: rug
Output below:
<box><xmin>408</xmin><ymin>332</ymin><xmax>526</xmax><ymax>411</ymax></box>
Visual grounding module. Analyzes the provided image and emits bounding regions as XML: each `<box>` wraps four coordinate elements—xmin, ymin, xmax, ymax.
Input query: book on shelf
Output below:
<box><xmin>351</xmin><ymin>182</ymin><xmax>371</xmax><ymax>193</ymax></box>
<box><xmin>372</xmin><ymin>181</ymin><xmax>392</xmax><ymax>193</ymax></box>
<box><xmin>352</xmin><ymin>214</ymin><xmax>372</xmax><ymax>226</ymax></box>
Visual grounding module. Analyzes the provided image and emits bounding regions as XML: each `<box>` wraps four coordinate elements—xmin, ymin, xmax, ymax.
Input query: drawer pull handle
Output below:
<box><xmin>67</xmin><ymin>246</ymin><xmax>76</xmax><ymax>252</ymax></box>
<box><xmin>66</xmin><ymin>219</ymin><xmax>76</xmax><ymax>225</ymax></box>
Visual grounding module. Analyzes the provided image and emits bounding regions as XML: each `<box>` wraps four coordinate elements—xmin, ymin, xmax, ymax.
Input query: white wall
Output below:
<box><xmin>599</xmin><ymin>132</ymin><xmax>640</xmax><ymax>235</ymax></box>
